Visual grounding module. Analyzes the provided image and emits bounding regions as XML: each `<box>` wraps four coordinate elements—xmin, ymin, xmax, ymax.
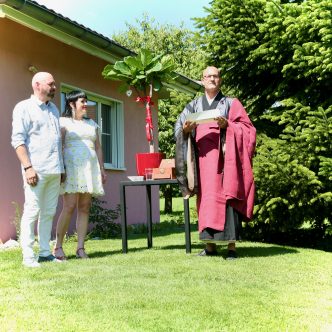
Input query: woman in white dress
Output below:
<box><xmin>54</xmin><ymin>90</ymin><xmax>106</xmax><ymax>259</ymax></box>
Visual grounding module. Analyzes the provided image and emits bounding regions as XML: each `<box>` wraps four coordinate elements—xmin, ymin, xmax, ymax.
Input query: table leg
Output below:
<box><xmin>120</xmin><ymin>183</ymin><xmax>128</xmax><ymax>253</ymax></box>
<box><xmin>183</xmin><ymin>198</ymin><xmax>191</xmax><ymax>253</ymax></box>
<box><xmin>146</xmin><ymin>185</ymin><xmax>152</xmax><ymax>248</ymax></box>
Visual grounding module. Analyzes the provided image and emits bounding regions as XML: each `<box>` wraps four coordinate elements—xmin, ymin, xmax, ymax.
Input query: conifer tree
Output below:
<box><xmin>196</xmin><ymin>0</ymin><xmax>331</xmax><ymax>236</ymax></box>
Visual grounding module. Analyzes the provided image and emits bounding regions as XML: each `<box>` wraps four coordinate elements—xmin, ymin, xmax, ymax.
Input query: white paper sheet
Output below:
<box><xmin>185</xmin><ymin>109</ymin><xmax>222</xmax><ymax>124</ymax></box>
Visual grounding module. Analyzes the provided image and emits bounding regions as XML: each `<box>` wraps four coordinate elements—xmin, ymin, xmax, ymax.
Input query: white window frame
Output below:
<box><xmin>60</xmin><ymin>84</ymin><xmax>125</xmax><ymax>170</ymax></box>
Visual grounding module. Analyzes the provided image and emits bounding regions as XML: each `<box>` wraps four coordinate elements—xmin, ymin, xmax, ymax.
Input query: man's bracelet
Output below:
<box><xmin>24</xmin><ymin>165</ymin><xmax>32</xmax><ymax>171</ymax></box>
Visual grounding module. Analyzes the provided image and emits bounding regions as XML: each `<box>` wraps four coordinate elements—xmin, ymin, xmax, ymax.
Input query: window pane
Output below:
<box><xmin>101</xmin><ymin>104</ymin><xmax>112</xmax><ymax>164</ymax></box>
<box><xmin>86</xmin><ymin>100</ymin><xmax>97</xmax><ymax>121</ymax></box>
<box><xmin>60</xmin><ymin>92</ymin><xmax>66</xmax><ymax>115</ymax></box>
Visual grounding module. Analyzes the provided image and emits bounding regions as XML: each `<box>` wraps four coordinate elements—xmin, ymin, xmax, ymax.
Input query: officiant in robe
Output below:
<box><xmin>174</xmin><ymin>66</ymin><xmax>256</xmax><ymax>259</ymax></box>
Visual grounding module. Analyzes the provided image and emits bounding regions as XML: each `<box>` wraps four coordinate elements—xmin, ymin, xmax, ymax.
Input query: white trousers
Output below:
<box><xmin>20</xmin><ymin>173</ymin><xmax>60</xmax><ymax>260</ymax></box>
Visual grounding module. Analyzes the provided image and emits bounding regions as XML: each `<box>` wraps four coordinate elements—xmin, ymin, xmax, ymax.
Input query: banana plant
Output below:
<box><xmin>102</xmin><ymin>49</ymin><xmax>176</xmax><ymax>152</ymax></box>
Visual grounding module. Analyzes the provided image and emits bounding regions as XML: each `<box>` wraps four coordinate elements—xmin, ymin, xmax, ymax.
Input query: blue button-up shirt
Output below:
<box><xmin>11</xmin><ymin>95</ymin><xmax>64</xmax><ymax>174</ymax></box>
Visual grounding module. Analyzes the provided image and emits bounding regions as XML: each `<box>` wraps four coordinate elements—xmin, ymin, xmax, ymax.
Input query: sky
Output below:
<box><xmin>34</xmin><ymin>0</ymin><xmax>211</xmax><ymax>38</ymax></box>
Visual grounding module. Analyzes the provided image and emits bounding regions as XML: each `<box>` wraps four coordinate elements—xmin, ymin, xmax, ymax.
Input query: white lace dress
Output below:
<box><xmin>60</xmin><ymin>117</ymin><xmax>104</xmax><ymax>196</ymax></box>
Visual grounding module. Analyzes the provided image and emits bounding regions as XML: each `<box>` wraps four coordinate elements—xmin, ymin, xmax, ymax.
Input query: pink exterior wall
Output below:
<box><xmin>0</xmin><ymin>18</ymin><xmax>161</xmax><ymax>242</ymax></box>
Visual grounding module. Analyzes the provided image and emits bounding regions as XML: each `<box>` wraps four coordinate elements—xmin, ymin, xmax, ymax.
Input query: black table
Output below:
<box><xmin>119</xmin><ymin>179</ymin><xmax>191</xmax><ymax>253</ymax></box>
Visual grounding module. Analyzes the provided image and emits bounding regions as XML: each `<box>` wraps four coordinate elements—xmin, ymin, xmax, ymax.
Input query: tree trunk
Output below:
<box><xmin>163</xmin><ymin>185</ymin><xmax>173</xmax><ymax>213</ymax></box>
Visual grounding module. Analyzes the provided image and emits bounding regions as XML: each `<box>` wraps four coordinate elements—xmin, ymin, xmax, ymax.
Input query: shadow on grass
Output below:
<box><xmin>87</xmin><ymin>250</ymin><xmax>123</xmax><ymax>258</ymax></box>
<box><xmin>126</xmin><ymin>220</ymin><xmax>198</xmax><ymax>239</ymax></box>
<box><xmin>89</xmin><ymin>244</ymin><xmax>298</xmax><ymax>258</ymax></box>
<box><xmin>64</xmin><ymin>250</ymin><xmax>122</xmax><ymax>260</ymax></box>
<box><xmin>160</xmin><ymin>244</ymin><xmax>298</xmax><ymax>258</ymax></box>
<box><xmin>63</xmin><ymin>247</ymin><xmax>123</xmax><ymax>260</ymax></box>
<box><xmin>236</xmin><ymin>245</ymin><xmax>298</xmax><ymax>258</ymax></box>
<box><xmin>74</xmin><ymin>241</ymin><xmax>298</xmax><ymax>259</ymax></box>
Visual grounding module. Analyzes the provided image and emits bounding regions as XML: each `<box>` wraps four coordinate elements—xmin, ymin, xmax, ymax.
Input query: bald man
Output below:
<box><xmin>11</xmin><ymin>72</ymin><xmax>65</xmax><ymax>267</ymax></box>
<box><xmin>175</xmin><ymin>66</ymin><xmax>256</xmax><ymax>259</ymax></box>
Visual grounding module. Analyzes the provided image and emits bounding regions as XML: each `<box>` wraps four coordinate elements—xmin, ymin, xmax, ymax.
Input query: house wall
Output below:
<box><xmin>0</xmin><ymin>17</ymin><xmax>161</xmax><ymax>243</ymax></box>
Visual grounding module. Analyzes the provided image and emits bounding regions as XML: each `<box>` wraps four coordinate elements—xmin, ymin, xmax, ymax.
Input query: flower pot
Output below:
<box><xmin>136</xmin><ymin>152</ymin><xmax>165</xmax><ymax>176</ymax></box>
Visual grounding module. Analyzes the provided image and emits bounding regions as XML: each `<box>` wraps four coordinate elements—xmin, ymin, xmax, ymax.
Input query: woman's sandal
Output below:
<box><xmin>53</xmin><ymin>247</ymin><xmax>67</xmax><ymax>261</ymax></box>
<box><xmin>76</xmin><ymin>247</ymin><xmax>89</xmax><ymax>259</ymax></box>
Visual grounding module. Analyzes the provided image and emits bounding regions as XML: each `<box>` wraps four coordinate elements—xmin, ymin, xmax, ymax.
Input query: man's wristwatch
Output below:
<box><xmin>24</xmin><ymin>165</ymin><xmax>32</xmax><ymax>171</ymax></box>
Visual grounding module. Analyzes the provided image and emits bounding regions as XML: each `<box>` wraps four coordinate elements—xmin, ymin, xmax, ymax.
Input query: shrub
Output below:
<box><xmin>88</xmin><ymin>197</ymin><xmax>121</xmax><ymax>239</ymax></box>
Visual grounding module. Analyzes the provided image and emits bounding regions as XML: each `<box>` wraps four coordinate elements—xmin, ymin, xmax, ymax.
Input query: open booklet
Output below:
<box><xmin>185</xmin><ymin>109</ymin><xmax>222</xmax><ymax>124</ymax></box>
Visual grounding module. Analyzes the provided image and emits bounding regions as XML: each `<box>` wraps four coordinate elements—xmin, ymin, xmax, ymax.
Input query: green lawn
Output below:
<box><xmin>1</xmin><ymin>221</ymin><xmax>332</xmax><ymax>332</ymax></box>
<box><xmin>1</xmin><ymin>198</ymin><xmax>332</xmax><ymax>331</ymax></box>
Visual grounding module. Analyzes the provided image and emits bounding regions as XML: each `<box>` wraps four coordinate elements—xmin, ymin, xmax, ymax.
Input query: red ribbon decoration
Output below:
<box><xmin>136</xmin><ymin>96</ymin><xmax>154</xmax><ymax>143</ymax></box>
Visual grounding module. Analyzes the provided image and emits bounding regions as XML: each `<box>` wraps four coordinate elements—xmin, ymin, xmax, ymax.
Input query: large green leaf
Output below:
<box><xmin>151</xmin><ymin>53</ymin><xmax>163</xmax><ymax>64</ymax></box>
<box><xmin>124</xmin><ymin>56</ymin><xmax>144</xmax><ymax>71</ymax></box>
<box><xmin>102</xmin><ymin>64</ymin><xmax>114</xmax><ymax>75</ymax></box>
<box><xmin>113</xmin><ymin>61</ymin><xmax>132</xmax><ymax>75</ymax></box>
<box><xmin>102</xmin><ymin>68</ymin><xmax>131</xmax><ymax>81</ymax></box>
<box><xmin>140</xmin><ymin>49</ymin><xmax>154</xmax><ymax>68</ymax></box>
<box><xmin>146</xmin><ymin>62</ymin><xmax>162</xmax><ymax>74</ymax></box>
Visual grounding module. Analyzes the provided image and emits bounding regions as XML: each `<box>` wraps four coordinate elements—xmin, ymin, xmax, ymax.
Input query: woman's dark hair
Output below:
<box><xmin>63</xmin><ymin>90</ymin><xmax>87</xmax><ymax>117</ymax></box>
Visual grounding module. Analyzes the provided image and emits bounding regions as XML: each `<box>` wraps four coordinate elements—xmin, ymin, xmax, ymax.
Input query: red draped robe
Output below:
<box><xmin>196</xmin><ymin>98</ymin><xmax>256</xmax><ymax>232</ymax></box>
